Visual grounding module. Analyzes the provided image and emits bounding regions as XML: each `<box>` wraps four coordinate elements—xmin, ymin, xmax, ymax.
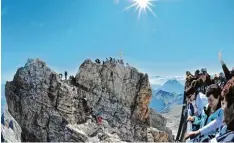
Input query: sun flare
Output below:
<box><xmin>124</xmin><ymin>0</ymin><xmax>157</xmax><ymax>19</ymax></box>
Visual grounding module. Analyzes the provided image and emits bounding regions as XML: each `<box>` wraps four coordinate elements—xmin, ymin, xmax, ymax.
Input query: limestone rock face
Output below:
<box><xmin>150</xmin><ymin>108</ymin><xmax>173</xmax><ymax>141</ymax></box>
<box><xmin>5</xmin><ymin>58</ymin><xmax>172</xmax><ymax>142</ymax></box>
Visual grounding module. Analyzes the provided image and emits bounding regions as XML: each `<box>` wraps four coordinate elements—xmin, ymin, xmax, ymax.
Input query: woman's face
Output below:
<box><xmin>208</xmin><ymin>94</ymin><xmax>219</xmax><ymax>109</ymax></box>
<box><xmin>188</xmin><ymin>93</ymin><xmax>196</xmax><ymax>102</ymax></box>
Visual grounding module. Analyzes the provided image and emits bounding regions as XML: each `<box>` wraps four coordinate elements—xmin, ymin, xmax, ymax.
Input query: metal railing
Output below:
<box><xmin>175</xmin><ymin>92</ymin><xmax>193</xmax><ymax>142</ymax></box>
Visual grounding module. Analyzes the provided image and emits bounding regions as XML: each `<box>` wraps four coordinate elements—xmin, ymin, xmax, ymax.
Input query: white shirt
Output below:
<box><xmin>195</xmin><ymin>92</ymin><xmax>208</xmax><ymax>116</ymax></box>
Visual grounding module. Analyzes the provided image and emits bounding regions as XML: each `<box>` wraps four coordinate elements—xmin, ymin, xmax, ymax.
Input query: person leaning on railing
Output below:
<box><xmin>185</xmin><ymin>84</ymin><xmax>223</xmax><ymax>142</ymax></box>
<box><xmin>185</xmin><ymin>84</ymin><xmax>208</xmax><ymax>132</ymax></box>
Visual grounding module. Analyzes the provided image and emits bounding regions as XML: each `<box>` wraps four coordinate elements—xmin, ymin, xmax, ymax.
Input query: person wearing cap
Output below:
<box><xmin>185</xmin><ymin>84</ymin><xmax>224</xmax><ymax>142</ymax></box>
<box><xmin>218</xmin><ymin>51</ymin><xmax>233</xmax><ymax>81</ymax></box>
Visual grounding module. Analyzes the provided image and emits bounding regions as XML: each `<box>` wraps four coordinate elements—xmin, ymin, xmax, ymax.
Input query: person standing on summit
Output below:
<box><xmin>64</xmin><ymin>71</ymin><xmax>68</xmax><ymax>80</ymax></box>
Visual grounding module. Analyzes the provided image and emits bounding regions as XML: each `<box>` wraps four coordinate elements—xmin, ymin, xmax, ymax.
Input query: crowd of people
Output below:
<box><xmin>183</xmin><ymin>52</ymin><xmax>234</xmax><ymax>142</ymax></box>
<box><xmin>95</xmin><ymin>57</ymin><xmax>126</xmax><ymax>65</ymax></box>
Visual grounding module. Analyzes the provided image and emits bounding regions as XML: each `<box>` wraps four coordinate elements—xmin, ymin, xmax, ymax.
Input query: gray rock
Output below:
<box><xmin>150</xmin><ymin>108</ymin><xmax>173</xmax><ymax>141</ymax></box>
<box><xmin>5</xmin><ymin>58</ymin><xmax>172</xmax><ymax>142</ymax></box>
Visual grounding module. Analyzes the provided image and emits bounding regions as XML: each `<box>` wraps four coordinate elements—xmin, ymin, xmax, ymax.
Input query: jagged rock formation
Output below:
<box><xmin>5</xmin><ymin>58</ymin><xmax>172</xmax><ymax>142</ymax></box>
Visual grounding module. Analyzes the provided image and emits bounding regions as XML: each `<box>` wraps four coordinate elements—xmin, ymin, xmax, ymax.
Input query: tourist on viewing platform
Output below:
<box><xmin>186</xmin><ymin>84</ymin><xmax>223</xmax><ymax>142</ymax></box>
<box><xmin>210</xmin><ymin>77</ymin><xmax>234</xmax><ymax>142</ymax></box>
<box><xmin>185</xmin><ymin>85</ymin><xmax>208</xmax><ymax>132</ymax></box>
<box><xmin>186</xmin><ymin>86</ymin><xmax>208</xmax><ymax>117</ymax></box>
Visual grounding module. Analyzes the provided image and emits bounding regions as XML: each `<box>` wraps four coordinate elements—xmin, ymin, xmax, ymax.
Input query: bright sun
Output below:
<box><xmin>124</xmin><ymin>0</ymin><xmax>157</xmax><ymax>19</ymax></box>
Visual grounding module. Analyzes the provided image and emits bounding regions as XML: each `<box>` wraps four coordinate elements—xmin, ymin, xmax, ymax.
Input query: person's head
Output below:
<box><xmin>219</xmin><ymin>72</ymin><xmax>225</xmax><ymax>79</ymax></box>
<box><xmin>214</xmin><ymin>74</ymin><xmax>219</xmax><ymax>78</ymax></box>
<box><xmin>214</xmin><ymin>74</ymin><xmax>219</xmax><ymax>82</ymax></box>
<box><xmin>195</xmin><ymin>70</ymin><xmax>200</xmax><ymax>77</ymax></box>
<box><xmin>186</xmin><ymin>86</ymin><xmax>196</xmax><ymax>102</ymax></box>
<box><xmin>221</xmin><ymin>77</ymin><xmax>234</xmax><ymax>130</ymax></box>
<box><xmin>186</xmin><ymin>71</ymin><xmax>191</xmax><ymax>76</ymax></box>
<box><xmin>201</xmin><ymin>68</ymin><xmax>207</xmax><ymax>75</ymax></box>
<box><xmin>206</xmin><ymin>84</ymin><xmax>221</xmax><ymax>110</ymax></box>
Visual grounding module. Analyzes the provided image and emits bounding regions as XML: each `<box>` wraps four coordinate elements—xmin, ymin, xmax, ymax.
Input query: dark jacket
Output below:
<box><xmin>222</xmin><ymin>63</ymin><xmax>232</xmax><ymax>81</ymax></box>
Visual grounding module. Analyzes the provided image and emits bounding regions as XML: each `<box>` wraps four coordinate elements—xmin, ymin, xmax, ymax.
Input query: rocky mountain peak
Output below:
<box><xmin>4</xmin><ymin>58</ymin><xmax>172</xmax><ymax>142</ymax></box>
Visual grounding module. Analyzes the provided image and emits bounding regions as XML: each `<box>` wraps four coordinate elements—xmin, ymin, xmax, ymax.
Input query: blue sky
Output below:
<box><xmin>1</xmin><ymin>0</ymin><xmax>234</xmax><ymax>84</ymax></box>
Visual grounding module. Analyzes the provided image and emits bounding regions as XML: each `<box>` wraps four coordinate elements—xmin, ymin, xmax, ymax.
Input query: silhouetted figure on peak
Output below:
<box><xmin>69</xmin><ymin>75</ymin><xmax>76</xmax><ymax>85</ymax></box>
<box><xmin>64</xmin><ymin>71</ymin><xmax>68</xmax><ymax>80</ymax></box>
<box><xmin>126</xmin><ymin>63</ymin><xmax>129</xmax><ymax>66</ymax></box>
<box><xmin>95</xmin><ymin>59</ymin><xmax>101</xmax><ymax>64</ymax></box>
<box><xmin>120</xmin><ymin>59</ymin><xmax>124</xmax><ymax>64</ymax></box>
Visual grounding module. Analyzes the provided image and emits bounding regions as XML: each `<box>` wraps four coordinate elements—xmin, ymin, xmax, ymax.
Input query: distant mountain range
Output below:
<box><xmin>150</xmin><ymin>76</ymin><xmax>185</xmax><ymax>89</ymax></box>
<box><xmin>150</xmin><ymin>79</ymin><xmax>184</xmax><ymax>113</ymax></box>
<box><xmin>158</xmin><ymin>79</ymin><xmax>184</xmax><ymax>94</ymax></box>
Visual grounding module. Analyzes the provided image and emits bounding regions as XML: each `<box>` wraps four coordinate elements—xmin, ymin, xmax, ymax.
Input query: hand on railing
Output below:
<box><xmin>184</xmin><ymin>130</ymin><xmax>200</xmax><ymax>140</ymax></box>
<box><xmin>187</xmin><ymin>116</ymin><xmax>194</xmax><ymax>122</ymax></box>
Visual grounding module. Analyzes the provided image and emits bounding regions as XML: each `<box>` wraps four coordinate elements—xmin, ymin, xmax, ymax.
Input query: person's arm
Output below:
<box><xmin>185</xmin><ymin>113</ymin><xmax>222</xmax><ymax>140</ymax></box>
<box><xmin>219</xmin><ymin>52</ymin><xmax>231</xmax><ymax>80</ymax></box>
<box><xmin>199</xmin><ymin>114</ymin><xmax>223</xmax><ymax>135</ymax></box>
<box><xmin>221</xmin><ymin>63</ymin><xmax>231</xmax><ymax>80</ymax></box>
